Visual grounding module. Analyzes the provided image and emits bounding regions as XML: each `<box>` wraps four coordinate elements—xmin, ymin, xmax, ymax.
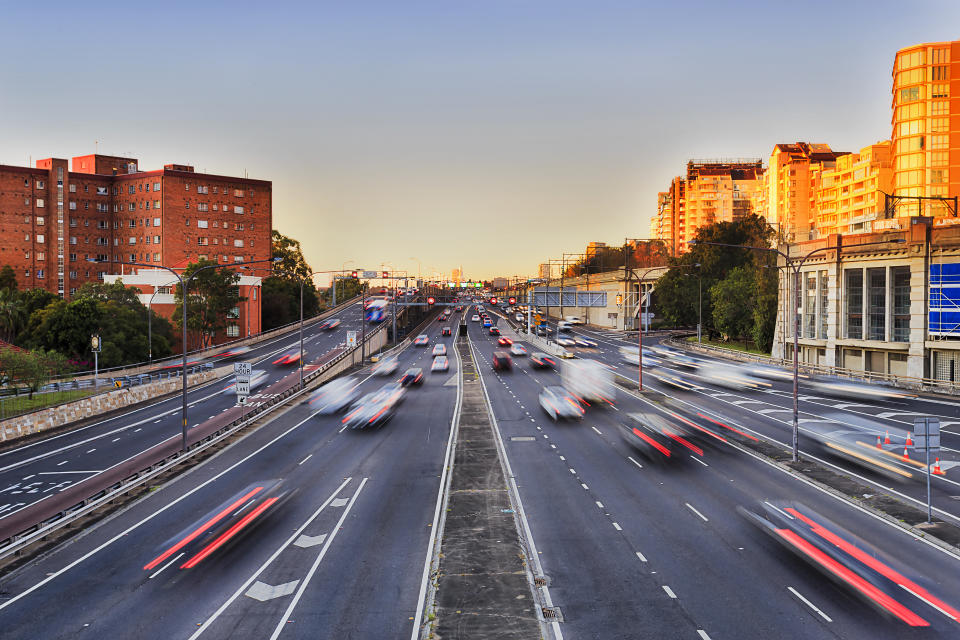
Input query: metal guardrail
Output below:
<box><xmin>0</xmin><ymin>323</ymin><xmax>386</xmax><ymax>560</ymax></box>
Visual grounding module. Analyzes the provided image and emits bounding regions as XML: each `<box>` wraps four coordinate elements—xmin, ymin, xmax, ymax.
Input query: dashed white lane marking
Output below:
<box><xmin>596</xmin><ymin>501</ymin><xmax>604</xmax><ymax>509</ymax></box>
<box><xmin>153</xmin><ymin>419</ymin><xmax>162</xmax><ymax>423</ymax></box>
<box><xmin>56</xmin><ymin>461</ymin><xmax>67</xmax><ymax>466</ymax></box>
<box><xmin>635</xmin><ymin>551</ymin><xmax>647</xmax><ymax>562</ymax></box>
<box><xmin>581</xmin><ymin>483</ymin><xmax>589</xmax><ymax>490</ymax></box>
<box><xmin>686</xmin><ymin>503</ymin><xmax>709</xmax><ymax>522</ymax></box>
<box><xmin>627</xmin><ymin>456</ymin><xmax>643</xmax><ymax>469</ymax></box>
<box><xmin>612</xmin><ymin>522</ymin><xmax>622</xmax><ymax>531</ymax></box>
<box><xmin>298</xmin><ymin>454</ymin><xmax>312</xmax><ymax>465</ymax></box>
<box><xmin>21</xmin><ymin>475</ymin><xmax>34</xmax><ymax>480</ymax></box>
<box><xmin>697</xmin><ymin>631</ymin><xmax>712</xmax><ymax>640</ymax></box>
<box><xmin>86</xmin><ymin>449</ymin><xmax>96</xmax><ymax>454</ymax></box>
<box><xmin>338</xmin><ymin>425</ymin><xmax>348</xmax><ymax>433</ymax></box>
<box><xmin>550</xmin><ymin>444</ymin><xmax>556</xmax><ymax>449</ymax></box>
<box><xmin>690</xmin><ymin>456</ymin><xmax>709</xmax><ymax>467</ymax></box>
<box><xmin>663</xmin><ymin>585</ymin><xmax>677</xmax><ymax>598</ymax></box>
<box><xmin>787</xmin><ymin>587</ymin><xmax>832</xmax><ymax>622</ymax></box>
<box><xmin>591</xmin><ymin>426</ymin><xmax>602</xmax><ymax>435</ymax></box>
<box><xmin>133</xmin><ymin>428</ymin><xmax>142</xmax><ymax>432</ymax></box>
<box><xmin>111</xmin><ymin>438</ymin><xmax>120</xmax><ymax>443</ymax></box>
<box><xmin>559</xmin><ymin>455</ymin><xmax>565</xmax><ymax>461</ymax></box>
<box><xmin>569</xmin><ymin>468</ymin><xmax>576</xmax><ymax>474</ymax></box>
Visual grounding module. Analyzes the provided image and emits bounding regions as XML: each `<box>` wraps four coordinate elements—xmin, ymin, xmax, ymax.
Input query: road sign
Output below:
<box><xmin>236</xmin><ymin>381</ymin><xmax>251</xmax><ymax>396</ymax></box>
<box><xmin>346</xmin><ymin>330</ymin><xmax>358</xmax><ymax>348</ymax></box>
<box><xmin>234</xmin><ymin>362</ymin><xmax>252</xmax><ymax>378</ymax></box>
<box><xmin>534</xmin><ymin>314</ymin><xmax>542</xmax><ymax>322</ymax></box>
<box><xmin>237</xmin><ymin>395</ymin><xmax>247</xmax><ymax>405</ymax></box>
<box><xmin>914</xmin><ymin>417</ymin><xmax>941</xmax><ymax>453</ymax></box>
<box><xmin>362</xmin><ymin>270</ymin><xmax>377</xmax><ymax>279</ymax></box>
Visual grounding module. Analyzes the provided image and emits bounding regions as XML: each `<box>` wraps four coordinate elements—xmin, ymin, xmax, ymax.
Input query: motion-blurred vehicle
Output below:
<box><xmin>535</xmin><ymin>324</ymin><xmax>549</xmax><ymax>336</ymax></box>
<box><xmin>488</xmin><ymin>326</ymin><xmax>500</xmax><ymax>335</ymax></box>
<box><xmin>564</xmin><ymin>316</ymin><xmax>584</xmax><ymax>325</ymax></box>
<box><xmin>414</xmin><ymin>334</ymin><xmax>430</xmax><ymax>346</ymax></box>
<box><xmin>530</xmin><ymin>352</ymin><xmax>556</xmax><ymax>369</ymax></box>
<box><xmin>744</xmin><ymin>363</ymin><xmax>798</xmax><ymax>382</ymax></box>
<box><xmin>431</xmin><ymin>356</ymin><xmax>449</xmax><ymax>372</ymax></box>
<box><xmin>341</xmin><ymin>383</ymin><xmax>405</xmax><ymax>429</ymax></box>
<box><xmin>372</xmin><ymin>355</ymin><xmax>399</xmax><ymax>376</ymax></box>
<box><xmin>650</xmin><ymin>370</ymin><xmax>698</xmax><ymax>391</ymax></box>
<box><xmin>309</xmin><ymin>376</ymin><xmax>360</xmax><ymax>414</ymax></box>
<box><xmin>697</xmin><ymin>363</ymin><xmax>770</xmax><ymax>390</ymax></box>
<box><xmin>477</xmin><ymin>305</ymin><xmax>485</xmax><ymax>312</ymax></box>
<box><xmin>483</xmin><ymin>319</ymin><xmax>492</xmax><ymax>328</ymax></box>
<box><xmin>399</xmin><ymin>367</ymin><xmax>423</xmax><ymax>386</ymax></box>
<box><xmin>213</xmin><ymin>345</ymin><xmax>252</xmax><ymax>360</ymax></box>
<box><xmin>437</xmin><ymin>314</ymin><xmax>447</xmax><ymax>322</ymax></box>
<box><xmin>562</xmin><ymin>358</ymin><xmax>615</xmax><ymax>406</ymax></box>
<box><xmin>471</xmin><ymin>314</ymin><xmax>480</xmax><ymax>322</ymax></box>
<box><xmin>539</xmin><ymin>385</ymin><xmax>585</xmax><ymax>421</ymax></box>
<box><xmin>365</xmin><ymin>299</ymin><xmax>388</xmax><ymax>323</ymax></box>
<box><xmin>573</xmin><ymin>337</ymin><xmax>598</xmax><ymax>348</ymax></box>
<box><xmin>619</xmin><ymin>346</ymin><xmax>640</xmax><ymax>365</ymax></box>
<box><xmin>272</xmin><ymin>349</ymin><xmax>301</xmax><ymax>366</ymax></box>
<box><xmin>805</xmin><ymin>376</ymin><xmax>917</xmax><ymax>400</ymax></box>
<box><xmin>497</xmin><ymin>337</ymin><xmax>513</xmax><ymax>346</ymax></box>
<box><xmin>557</xmin><ymin>336</ymin><xmax>576</xmax><ymax>347</ymax></box>
<box><xmin>515</xmin><ymin>313</ymin><xmax>525</xmax><ymax>322</ymax></box>
<box><xmin>441</xmin><ymin>327</ymin><xmax>452</xmax><ymax>337</ymax></box>
<box><xmin>432</xmin><ymin>343</ymin><xmax>447</xmax><ymax>357</ymax></box>
<box><xmin>618</xmin><ymin>409</ymin><xmax>703</xmax><ymax>461</ymax></box>
<box><xmin>510</xmin><ymin>343</ymin><xmax>528</xmax><ymax>357</ymax></box>
<box><xmin>557</xmin><ymin>320</ymin><xmax>572</xmax><ymax>332</ymax></box>
<box><xmin>221</xmin><ymin>369</ymin><xmax>268</xmax><ymax>395</ymax></box>
<box><xmin>319</xmin><ymin>318</ymin><xmax>341</xmax><ymax>330</ymax></box>
<box><xmin>492</xmin><ymin>351</ymin><xmax>513</xmax><ymax>371</ymax></box>
<box><xmin>739</xmin><ymin>500</ymin><xmax>958</xmax><ymax>626</ymax></box>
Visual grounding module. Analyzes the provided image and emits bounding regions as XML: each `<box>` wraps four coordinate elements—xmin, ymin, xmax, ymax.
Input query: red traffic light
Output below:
<box><xmin>489</xmin><ymin>297</ymin><xmax>498</xmax><ymax>305</ymax></box>
<box><xmin>508</xmin><ymin>297</ymin><xmax>516</xmax><ymax>305</ymax></box>
<box><xmin>382</xmin><ymin>270</ymin><xmax>389</xmax><ymax>278</ymax></box>
<box><xmin>351</xmin><ymin>271</ymin><xmax>358</xmax><ymax>278</ymax></box>
<box><xmin>427</xmin><ymin>296</ymin><xmax>436</xmax><ymax>305</ymax></box>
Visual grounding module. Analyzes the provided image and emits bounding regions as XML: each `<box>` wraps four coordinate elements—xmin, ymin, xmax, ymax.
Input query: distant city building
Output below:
<box><xmin>491</xmin><ymin>277</ymin><xmax>509</xmax><ymax>289</ymax></box>
<box><xmin>585</xmin><ymin>241</ymin><xmax>606</xmax><ymax>259</ymax></box>
<box><xmin>891</xmin><ymin>39</ymin><xmax>959</xmax><ymax>219</ymax></box>
<box><xmin>451</xmin><ymin>267</ymin><xmax>462</xmax><ymax>284</ymax></box>
<box><xmin>538</xmin><ymin>263</ymin><xmax>557</xmax><ymax>280</ymax></box>
<box><xmin>762</xmin><ymin>142</ymin><xmax>845</xmax><ymax>241</ymax></box>
<box><xmin>813</xmin><ymin>141</ymin><xmax>893</xmax><ymax>236</ymax></box>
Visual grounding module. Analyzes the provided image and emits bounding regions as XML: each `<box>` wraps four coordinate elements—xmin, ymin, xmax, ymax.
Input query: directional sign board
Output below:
<box><xmin>234</xmin><ymin>362</ymin><xmax>252</xmax><ymax>378</ymax></box>
<box><xmin>362</xmin><ymin>270</ymin><xmax>378</xmax><ymax>279</ymax></box>
<box><xmin>914</xmin><ymin>417</ymin><xmax>941</xmax><ymax>453</ymax></box>
<box><xmin>236</xmin><ymin>381</ymin><xmax>251</xmax><ymax>396</ymax></box>
<box><xmin>346</xmin><ymin>330</ymin><xmax>358</xmax><ymax>348</ymax></box>
<box><xmin>234</xmin><ymin>362</ymin><xmax>251</xmax><ymax>403</ymax></box>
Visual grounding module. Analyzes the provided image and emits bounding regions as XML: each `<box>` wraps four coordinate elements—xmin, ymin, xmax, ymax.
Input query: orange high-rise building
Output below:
<box><xmin>763</xmin><ymin>143</ymin><xmax>845</xmax><ymax>241</ymax></box>
<box><xmin>891</xmin><ymin>40</ymin><xmax>960</xmax><ymax>218</ymax></box>
<box><xmin>813</xmin><ymin>141</ymin><xmax>893</xmax><ymax>235</ymax></box>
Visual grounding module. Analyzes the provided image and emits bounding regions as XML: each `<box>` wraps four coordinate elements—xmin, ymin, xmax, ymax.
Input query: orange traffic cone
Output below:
<box><xmin>884</xmin><ymin>431</ymin><xmax>891</xmax><ymax>444</ymax></box>
<box><xmin>906</xmin><ymin>432</ymin><xmax>914</xmax><ymax>446</ymax></box>
<box><xmin>933</xmin><ymin>458</ymin><xmax>945</xmax><ymax>476</ymax></box>
<box><xmin>876</xmin><ymin>436</ymin><xmax>882</xmax><ymax>449</ymax></box>
<box><xmin>903</xmin><ymin>447</ymin><xmax>910</xmax><ymax>460</ymax></box>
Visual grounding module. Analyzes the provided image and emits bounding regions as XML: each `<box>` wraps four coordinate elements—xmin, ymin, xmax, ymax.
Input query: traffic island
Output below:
<box><xmin>427</xmin><ymin>338</ymin><xmax>544</xmax><ymax>639</ymax></box>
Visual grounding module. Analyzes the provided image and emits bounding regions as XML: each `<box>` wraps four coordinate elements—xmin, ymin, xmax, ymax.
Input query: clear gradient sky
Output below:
<box><xmin>1</xmin><ymin>1</ymin><xmax>958</xmax><ymax>282</ymax></box>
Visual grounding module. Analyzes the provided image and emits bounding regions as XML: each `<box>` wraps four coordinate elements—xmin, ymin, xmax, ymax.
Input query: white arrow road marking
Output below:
<box><xmin>293</xmin><ymin>534</ymin><xmax>328</xmax><ymax>548</ymax></box>
<box><xmin>245</xmin><ymin>580</ymin><xmax>300</xmax><ymax>602</ymax></box>
<box><xmin>331</xmin><ymin>498</ymin><xmax>349</xmax><ymax>508</ymax></box>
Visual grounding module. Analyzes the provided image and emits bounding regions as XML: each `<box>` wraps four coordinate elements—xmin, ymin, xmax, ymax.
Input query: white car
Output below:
<box><xmin>515</xmin><ymin>313</ymin><xmax>524</xmax><ymax>322</ymax></box>
<box><xmin>414</xmin><ymin>334</ymin><xmax>430</xmax><ymax>346</ymax></box>
<box><xmin>431</xmin><ymin>355</ymin><xmax>449</xmax><ymax>372</ymax></box>
<box><xmin>557</xmin><ymin>337</ymin><xmax>577</xmax><ymax>347</ymax></box>
<box><xmin>432</xmin><ymin>343</ymin><xmax>447</xmax><ymax>357</ymax></box>
<box><xmin>372</xmin><ymin>355</ymin><xmax>399</xmax><ymax>376</ymax></box>
<box><xmin>471</xmin><ymin>315</ymin><xmax>480</xmax><ymax>322</ymax></box>
<box><xmin>510</xmin><ymin>343</ymin><xmax>528</xmax><ymax>357</ymax></box>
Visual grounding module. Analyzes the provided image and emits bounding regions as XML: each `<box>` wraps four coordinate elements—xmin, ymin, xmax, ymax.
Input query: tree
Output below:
<box><xmin>261</xmin><ymin>276</ymin><xmax>320</xmax><ymax>331</ymax></box>
<box><xmin>272</xmin><ymin>230</ymin><xmax>312</xmax><ymax>280</ymax></box>
<box><xmin>173</xmin><ymin>260</ymin><xmax>243</xmax><ymax>350</ymax></box>
<box><xmin>75</xmin><ymin>280</ymin><xmax>143</xmax><ymax>306</ymax></box>
<box><xmin>0</xmin><ymin>265</ymin><xmax>17</xmax><ymax>292</ymax></box>
<box><xmin>330</xmin><ymin>276</ymin><xmax>363</xmax><ymax>303</ymax></box>
<box><xmin>710</xmin><ymin>266</ymin><xmax>757</xmax><ymax>343</ymax></box>
<box><xmin>0</xmin><ymin>289</ymin><xmax>25</xmax><ymax>343</ymax></box>
<box><xmin>752</xmin><ymin>268</ymin><xmax>780</xmax><ymax>352</ymax></box>
<box><xmin>0</xmin><ymin>347</ymin><xmax>71</xmax><ymax>398</ymax></box>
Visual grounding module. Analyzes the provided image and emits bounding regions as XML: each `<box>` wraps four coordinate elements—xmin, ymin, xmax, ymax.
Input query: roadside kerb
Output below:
<box><xmin>0</xmin><ymin>324</ymin><xmax>386</xmax><ymax>559</ymax></box>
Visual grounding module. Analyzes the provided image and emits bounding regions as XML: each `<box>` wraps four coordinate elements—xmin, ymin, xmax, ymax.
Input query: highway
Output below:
<box><xmin>0</xmin><ymin>307</ymin><xmax>462</xmax><ymax>639</ymax></box>
<box><xmin>469</xmin><ymin>307</ymin><xmax>960</xmax><ymax>638</ymax></box>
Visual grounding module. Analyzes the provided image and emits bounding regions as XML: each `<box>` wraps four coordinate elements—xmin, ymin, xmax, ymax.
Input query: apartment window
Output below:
<box><xmin>213</xmin><ymin>204</ymin><xmax>219</xmax><ymax>211</ymax></box>
<box><xmin>804</xmin><ymin>274</ymin><xmax>816</xmax><ymax>338</ymax></box>
<box><xmin>98</xmin><ymin>271</ymin><xmax>105</xmax><ymax>281</ymax></box>
<box><xmin>70</xmin><ymin>237</ymin><xmax>77</xmax><ymax>245</ymax></box>
<box><xmin>84</xmin><ymin>202</ymin><xmax>89</xmax><ymax>210</ymax></box>
<box><xmin>36</xmin><ymin>180</ymin><xmax>44</xmax><ymax>189</ymax></box>
<box><xmin>127</xmin><ymin>185</ymin><xmax>135</xmax><ymax>195</ymax></box>
<box><xmin>113</xmin><ymin>238</ymin><xmax>119</xmax><ymax>246</ymax></box>
<box><xmin>36</xmin><ymin>251</ymin><xmax>45</xmax><ymax>261</ymax></box>
<box><xmin>153</xmin><ymin>253</ymin><xmax>160</xmax><ymax>262</ymax></box>
<box><xmin>845</xmin><ymin>269</ymin><xmax>863</xmax><ymax>339</ymax></box>
<box><xmin>153</xmin><ymin>217</ymin><xmax>161</xmax><ymax>226</ymax></box>
<box><xmin>154</xmin><ymin>200</ymin><xmax>160</xmax><ymax>209</ymax></box>
<box><xmin>931</xmin><ymin>169</ymin><xmax>947</xmax><ymax>184</ymax></box>
<box><xmin>818</xmin><ymin>271</ymin><xmax>828</xmax><ymax>339</ymax></box>
<box><xmin>237</xmin><ymin>223</ymin><xmax>244</xmax><ymax>230</ymax></box>
<box><xmin>35</xmin><ymin>216</ymin><xmax>44</xmax><ymax>226</ymax></box>
<box><xmin>128</xmin><ymin>237</ymin><xmax>136</xmax><ymax>245</ymax></box>
<box><xmin>68</xmin><ymin>184</ymin><xmax>76</xmax><ymax>193</ymax></box>
<box><xmin>36</xmin><ymin>198</ymin><xmax>45</xmax><ymax>208</ymax></box>
<box><xmin>36</xmin><ymin>269</ymin><xmax>45</xmax><ymax>279</ymax></box>
<box><xmin>113</xmin><ymin>221</ymin><xmax>119</xmax><ymax>229</ymax></box>
<box><xmin>226</xmin><ymin>324</ymin><xmax>240</xmax><ymax>338</ymax></box>
<box><xmin>197</xmin><ymin>185</ymin><xmax>208</xmax><ymax>194</ymax></box>
<box><xmin>153</xmin><ymin>235</ymin><xmax>160</xmax><ymax>244</ymax></box>
<box><xmin>145</xmin><ymin>236</ymin><xmax>151</xmax><ymax>245</ymax></box>
<box><xmin>112</xmin><ymin>187</ymin><xmax>118</xmax><ymax>196</ymax></box>
<box><xmin>129</xmin><ymin>220</ymin><xmax>136</xmax><ymax>228</ymax></box>
<box><xmin>24</xmin><ymin>269</ymin><xmax>29</xmax><ymax>277</ymax></box>
<box><xmin>96</xmin><ymin>186</ymin><xmax>108</xmax><ymax>196</ymax></box>
<box><xmin>97</xmin><ymin>220</ymin><xmax>108</xmax><ymax>229</ymax></box>
<box><xmin>153</xmin><ymin>182</ymin><xmax>160</xmax><ymax>192</ymax></box>
<box><xmin>892</xmin><ymin>267</ymin><xmax>910</xmax><ymax>342</ymax></box>
<box><xmin>36</xmin><ymin>234</ymin><xmax>44</xmax><ymax>244</ymax></box>
<box><xmin>128</xmin><ymin>203</ymin><xmax>135</xmax><ymax>211</ymax></box>
<box><xmin>96</xmin><ymin>237</ymin><xmax>108</xmax><ymax>245</ymax></box>
<box><xmin>234</xmin><ymin>189</ymin><xmax>244</xmax><ymax>197</ymax></box>
<box><xmin>198</xmin><ymin>237</ymin><xmax>209</xmax><ymax>246</ymax></box>
<box><xmin>197</xmin><ymin>220</ymin><xmax>208</xmax><ymax>229</ymax></box>
<box><xmin>69</xmin><ymin>201</ymin><xmax>77</xmax><ymax>210</ymax></box>
<box><xmin>932</xmin><ymin>83</ymin><xmax>949</xmax><ymax>98</ymax></box>
<box><xmin>899</xmin><ymin>86</ymin><xmax>920</xmax><ymax>102</ymax></box>
<box><xmin>197</xmin><ymin>203</ymin><xmax>209</xmax><ymax>212</ymax></box>
<box><xmin>867</xmin><ymin>268</ymin><xmax>886</xmax><ymax>341</ymax></box>
<box><xmin>185</xmin><ymin>183</ymin><xmax>190</xmax><ymax>191</ymax></box>
<box><xmin>234</xmin><ymin>239</ymin><xmax>244</xmax><ymax>248</ymax></box>
<box><xmin>69</xmin><ymin>219</ymin><xmax>78</xmax><ymax>228</ymax></box>
<box><xmin>84</xmin><ymin>184</ymin><xmax>89</xmax><ymax>193</ymax></box>
<box><xmin>930</xmin><ymin>135</ymin><xmax>947</xmax><ymax>150</ymax></box>
<box><xmin>129</xmin><ymin>254</ymin><xmax>136</xmax><ymax>263</ymax></box>
<box><xmin>234</xmin><ymin>256</ymin><xmax>244</xmax><ymax>263</ymax></box>
<box><xmin>227</xmin><ymin>306</ymin><xmax>240</xmax><ymax>319</ymax></box>
<box><xmin>234</xmin><ymin>206</ymin><xmax>244</xmax><ymax>214</ymax></box>
<box><xmin>69</xmin><ymin>253</ymin><xmax>77</xmax><ymax>262</ymax></box>
<box><xmin>69</xmin><ymin>271</ymin><xmax>77</xmax><ymax>279</ymax></box>
<box><xmin>185</xmin><ymin>202</ymin><xmax>190</xmax><ymax>209</ymax></box>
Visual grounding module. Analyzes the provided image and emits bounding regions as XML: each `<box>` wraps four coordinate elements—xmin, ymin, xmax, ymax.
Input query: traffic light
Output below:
<box><xmin>490</xmin><ymin>297</ymin><xmax>498</xmax><ymax>305</ymax></box>
<box><xmin>508</xmin><ymin>297</ymin><xmax>516</xmax><ymax>305</ymax></box>
<box><xmin>382</xmin><ymin>270</ymin><xmax>389</xmax><ymax>278</ymax></box>
<box><xmin>427</xmin><ymin>296</ymin><xmax>436</xmax><ymax>306</ymax></box>
<box><xmin>351</xmin><ymin>270</ymin><xmax>358</xmax><ymax>278</ymax></box>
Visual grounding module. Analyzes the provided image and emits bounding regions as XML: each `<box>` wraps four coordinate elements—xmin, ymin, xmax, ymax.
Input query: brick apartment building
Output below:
<box><xmin>0</xmin><ymin>153</ymin><xmax>272</xmax><ymax>344</ymax></box>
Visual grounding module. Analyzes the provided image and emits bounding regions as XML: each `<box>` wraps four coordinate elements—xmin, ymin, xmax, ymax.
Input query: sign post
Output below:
<box><xmin>91</xmin><ymin>335</ymin><xmax>102</xmax><ymax>389</ymax></box>
<box><xmin>914</xmin><ymin>417</ymin><xmax>941</xmax><ymax>523</ymax></box>
<box><xmin>234</xmin><ymin>362</ymin><xmax>251</xmax><ymax>406</ymax></box>
<box><xmin>346</xmin><ymin>330</ymin><xmax>358</xmax><ymax>348</ymax></box>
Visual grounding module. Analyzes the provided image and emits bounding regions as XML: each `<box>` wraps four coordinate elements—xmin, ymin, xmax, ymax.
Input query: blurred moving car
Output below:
<box><xmin>573</xmin><ymin>336</ymin><xmax>598</xmax><ymax>348</ymax></box>
<box><xmin>617</xmin><ymin>409</ymin><xmax>703</xmax><ymax>461</ymax></box>
<box><xmin>530</xmin><ymin>352</ymin><xmax>556</xmax><ymax>369</ymax></box>
<box><xmin>414</xmin><ymin>334</ymin><xmax>430</xmax><ymax>346</ymax></box>
<box><xmin>431</xmin><ymin>356</ymin><xmax>449</xmax><ymax>372</ymax></box>
<box><xmin>399</xmin><ymin>367</ymin><xmax>424</xmax><ymax>386</ymax></box>
<box><xmin>488</xmin><ymin>326</ymin><xmax>500</xmax><ymax>335</ymax></box>
<box><xmin>372</xmin><ymin>355</ymin><xmax>399</xmax><ymax>376</ymax></box>
<box><xmin>309</xmin><ymin>376</ymin><xmax>360</xmax><ymax>414</ymax></box>
<box><xmin>539</xmin><ymin>385</ymin><xmax>585</xmax><ymax>421</ymax></box>
<box><xmin>697</xmin><ymin>363</ymin><xmax>770</xmax><ymax>390</ymax></box>
<box><xmin>805</xmin><ymin>376</ymin><xmax>916</xmax><ymax>400</ymax></box>
<box><xmin>471</xmin><ymin>314</ymin><xmax>480</xmax><ymax>322</ymax></box>
<box><xmin>319</xmin><ymin>318</ymin><xmax>341</xmax><ymax>330</ymax></box>
<box><xmin>441</xmin><ymin>327</ymin><xmax>452</xmax><ymax>337</ymax></box>
<box><xmin>341</xmin><ymin>383</ymin><xmax>405</xmax><ymax>429</ymax></box>
<box><xmin>557</xmin><ymin>337</ymin><xmax>576</xmax><ymax>347</ymax></box>
<box><xmin>492</xmin><ymin>351</ymin><xmax>513</xmax><ymax>371</ymax></box>
<box><xmin>272</xmin><ymin>349</ymin><xmax>302</xmax><ymax>366</ymax></box>
<box><xmin>562</xmin><ymin>358</ymin><xmax>616</xmax><ymax>406</ymax></box>
<box><xmin>557</xmin><ymin>320</ymin><xmax>572</xmax><ymax>332</ymax></box>
<box><xmin>483</xmin><ymin>319</ymin><xmax>492</xmax><ymax>328</ymax></box>
<box><xmin>510</xmin><ymin>343</ymin><xmax>528</xmax><ymax>357</ymax></box>
<box><xmin>432</xmin><ymin>343</ymin><xmax>447</xmax><ymax>357</ymax></box>
<box><xmin>221</xmin><ymin>369</ymin><xmax>268</xmax><ymax>395</ymax></box>
<box><xmin>497</xmin><ymin>337</ymin><xmax>512</xmax><ymax>346</ymax></box>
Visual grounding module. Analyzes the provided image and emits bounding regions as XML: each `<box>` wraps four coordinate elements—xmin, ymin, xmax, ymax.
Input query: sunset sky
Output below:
<box><xmin>2</xmin><ymin>0</ymin><xmax>959</xmax><ymax>282</ymax></box>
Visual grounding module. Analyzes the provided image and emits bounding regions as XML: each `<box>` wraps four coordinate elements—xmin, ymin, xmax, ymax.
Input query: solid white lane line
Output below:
<box><xmin>267</xmin><ymin>479</ymin><xmax>368</xmax><ymax>640</ymax></box>
<box><xmin>690</xmin><ymin>456</ymin><xmax>708</xmax><ymax>467</ymax></box>
<box><xmin>187</xmin><ymin>478</ymin><xmax>352</xmax><ymax>639</ymax></box>
<box><xmin>898</xmin><ymin>583</ymin><xmax>958</xmax><ymax>621</ymax></box>
<box><xmin>685</xmin><ymin>503</ymin><xmax>709</xmax><ymax>522</ymax></box>
<box><xmin>627</xmin><ymin>456</ymin><xmax>643</xmax><ymax>469</ymax></box>
<box><xmin>787</xmin><ymin>587</ymin><xmax>832</xmax><ymax>622</ymax></box>
<box><xmin>612</xmin><ymin>522</ymin><xmax>622</xmax><ymax>531</ymax></box>
<box><xmin>148</xmin><ymin>552</ymin><xmax>185</xmax><ymax>580</ymax></box>
<box><xmin>635</xmin><ymin>551</ymin><xmax>647</xmax><ymax>562</ymax></box>
<box><xmin>764</xmin><ymin>501</ymin><xmax>794</xmax><ymax>520</ymax></box>
<box><xmin>591</xmin><ymin>426</ymin><xmax>602</xmax><ymax>435</ymax></box>
<box><xmin>663</xmin><ymin>585</ymin><xmax>677</xmax><ymax>598</ymax></box>
<box><xmin>298</xmin><ymin>454</ymin><xmax>312</xmax><ymax>466</ymax></box>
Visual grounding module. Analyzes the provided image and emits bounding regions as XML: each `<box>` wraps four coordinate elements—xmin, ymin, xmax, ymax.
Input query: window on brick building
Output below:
<box><xmin>234</xmin><ymin>256</ymin><xmax>243</xmax><ymax>263</ymax></box>
<box><xmin>128</xmin><ymin>185</ymin><xmax>135</xmax><ymax>194</ymax></box>
<box><xmin>129</xmin><ymin>254</ymin><xmax>135</xmax><ymax>263</ymax></box>
<box><xmin>128</xmin><ymin>203</ymin><xmax>135</xmax><ymax>211</ymax></box>
<box><xmin>197</xmin><ymin>185</ymin><xmax>208</xmax><ymax>194</ymax></box>
<box><xmin>70</xmin><ymin>237</ymin><xmax>77</xmax><ymax>245</ymax></box>
<box><xmin>112</xmin><ymin>187</ymin><xmax>118</xmax><ymax>196</ymax></box>
<box><xmin>234</xmin><ymin>206</ymin><xmax>243</xmax><ymax>214</ymax></box>
<box><xmin>37</xmin><ymin>251</ymin><xmax>45</xmax><ymax>260</ymax></box>
<box><xmin>69</xmin><ymin>202</ymin><xmax>77</xmax><ymax>210</ymax></box>
<box><xmin>153</xmin><ymin>235</ymin><xmax>160</xmax><ymax>244</ymax></box>
<box><xmin>36</xmin><ymin>234</ymin><xmax>44</xmax><ymax>244</ymax></box>
<box><xmin>37</xmin><ymin>198</ymin><xmax>45</xmax><ymax>208</ymax></box>
<box><xmin>153</xmin><ymin>217</ymin><xmax>161</xmax><ymax>226</ymax></box>
<box><xmin>70</xmin><ymin>253</ymin><xmax>77</xmax><ymax>262</ymax></box>
<box><xmin>84</xmin><ymin>202</ymin><xmax>89</xmax><ymax>210</ymax></box>
<box><xmin>98</xmin><ymin>271</ymin><xmax>105</xmax><ymax>281</ymax></box>
<box><xmin>24</xmin><ymin>269</ymin><xmax>29</xmax><ymax>277</ymax></box>
<box><xmin>237</xmin><ymin>223</ymin><xmax>244</xmax><ymax>230</ymax></box>
<box><xmin>198</xmin><ymin>220</ymin><xmax>208</xmax><ymax>228</ymax></box>
<box><xmin>36</xmin><ymin>180</ymin><xmax>44</xmax><ymax>189</ymax></box>
<box><xmin>226</xmin><ymin>324</ymin><xmax>239</xmax><ymax>337</ymax></box>
<box><xmin>153</xmin><ymin>182</ymin><xmax>160</xmax><ymax>192</ymax></box>
<box><xmin>198</xmin><ymin>237</ymin><xmax>209</xmax><ymax>246</ymax></box>
<box><xmin>128</xmin><ymin>237</ymin><xmax>136</xmax><ymax>245</ymax></box>
<box><xmin>185</xmin><ymin>183</ymin><xmax>190</xmax><ymax>191</ymax></box>
<box><xmin>234</xmin><ymin>189</ymin><xmax>244</xmax><ymax>197</ymax></box>
<box><xmin>69</xmin><ymin>271</ymin><xmax>77</xmax><ymax>279</ymax></box>
<box><xmin>36</xmin><ymin>216</ymin><xmax>44</xmax><ymax>225</ymax></box>
<box><xmin>154</xmin><ymin>200</ymin><xmax>160</xmax><ymax>209</ymax></box>
<box><xmin>129</xmin><ymin>220</ymin><xmax>135</xmax><ymax>228</ymax></box>
<box><xmin>37</xmin><ymin>269</ymin><xmax>44</xmax><ymax>279</ymax></box>
<box><xmin>145</xmin><ymin>236</ymin><xmax>151</xmax><ymax>245</ymax></box>
<box><xmin>153</xmin><ymin>253</ymin><xmax>160</xmax><ymax>262</ymax></box>
<box><xmin>185</xmin><ymin>202</ymin><xmax>190</xmax><ymax>209</ymax></box>
<box><xmin>234</xmin><ymin>239</ymin><xmax>244</xmax><ymax>248</ymax></box>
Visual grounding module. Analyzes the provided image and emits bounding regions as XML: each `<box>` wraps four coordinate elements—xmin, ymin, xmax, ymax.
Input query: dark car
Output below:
<box><xmin>488</xmin><ymin>326</ymin><xmax>500</xmax><ymax>336</ymax></box>
<box><xmin>530</xmin><ymin>352</ymin><xmax>556</xmax><ymax>369</ymax></box>
<box><xmin>441</xmin><ymin>327</ymin><xmax>452</xmax><ymax>337</ymax></box>
<box><xmin>492</xmin><ymin>351</ymin><xmax>513</xmax><ymax>371</ymax></box>
<box><xmin>399</xmin><ymin>367</ymin><xmax>423</xmax><ymax>386</ymax></box>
